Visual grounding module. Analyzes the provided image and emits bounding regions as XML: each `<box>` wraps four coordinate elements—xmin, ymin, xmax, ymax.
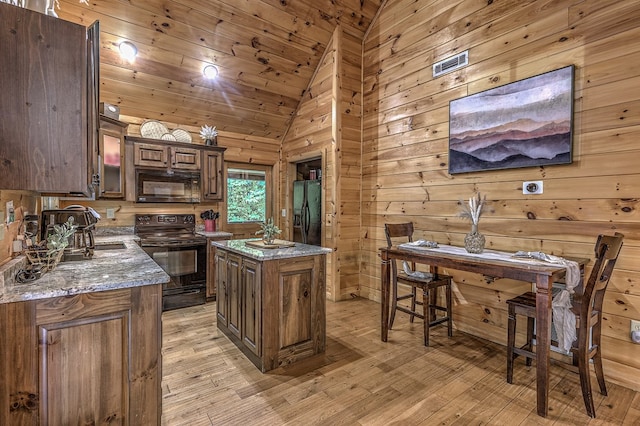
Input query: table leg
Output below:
<box><xmin>535</xmin><ymin>275</ymin><xmax>553</xmax><ymax>417</ymax></box>
<box><xmin>381</xmin><ymin>254</ymin><xmax>390</xmax><ymax>342</ymax></box>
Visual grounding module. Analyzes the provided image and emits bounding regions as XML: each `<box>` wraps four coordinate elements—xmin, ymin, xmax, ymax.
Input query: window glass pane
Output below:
<box><xmin>227</xmin><ymin>168</ymin><xmax>266</xmax><ymax>223</ymax></box>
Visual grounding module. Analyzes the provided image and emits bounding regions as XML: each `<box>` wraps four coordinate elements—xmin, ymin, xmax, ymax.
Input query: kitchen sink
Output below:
<box><xmin>94</xmin><ymin>241</ymin><xmax>127</xmax><ymax>250</ymax></box>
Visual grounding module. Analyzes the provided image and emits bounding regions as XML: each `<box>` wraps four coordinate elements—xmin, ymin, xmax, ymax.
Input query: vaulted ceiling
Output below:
<box><xmin>56</xmin><ymin>0</ymin><xmax>383</xmax><ymax>140</ymax></box>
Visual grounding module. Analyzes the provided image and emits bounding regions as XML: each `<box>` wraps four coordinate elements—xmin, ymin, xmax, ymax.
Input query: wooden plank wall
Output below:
<box><xmin>281</xmin><ymin>29</ymin><xmax>339</xmax><ymax>301</ymax></box>
<box><xmin>338</xmin><ymin>30</ymin><xmax>364</xmax><ymax>299</ymax></box>
<box><xmin>361</xmin><ymin>0</ymin><xmax>640</xmax><ymax>391</ymax></box>
<box><xmin>280</xmin><ymin>25</ymin><xmax>363</xmax><ymax>302</ymax></box>
<box><xmin>0</xmin><ymin>191</ymin><xmax>39</xmax><ymax>265</ymax></box>
<box><xmin>60</xmin><ymin>114</ymin><xmax>281</xmax><ymax>231</ymax></box>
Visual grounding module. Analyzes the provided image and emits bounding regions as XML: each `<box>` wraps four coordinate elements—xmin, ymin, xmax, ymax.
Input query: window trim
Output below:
<box><xmin>222</xmin><ymin>162</ymin><xmax>274</xmax><ymax>238</ymax></box>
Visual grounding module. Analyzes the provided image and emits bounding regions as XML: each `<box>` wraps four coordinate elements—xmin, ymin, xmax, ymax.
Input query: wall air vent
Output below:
<box><xmin>432</xmin><ymin>51</ymin><xmax>469</xmax><ymax>78</ymax></box>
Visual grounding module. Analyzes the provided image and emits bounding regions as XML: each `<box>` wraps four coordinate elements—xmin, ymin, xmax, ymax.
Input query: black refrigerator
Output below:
<box><xmin>292</xmin><ymin>180</ymin><xmax>321</xmax><ymax>245</ymax></box>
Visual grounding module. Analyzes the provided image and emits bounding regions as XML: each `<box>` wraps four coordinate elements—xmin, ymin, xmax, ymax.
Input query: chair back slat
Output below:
<box><xmin>384</xmin><ymin>223</ymin><xmax>414</xmax><ymax>247</ymax></box>
<box><xmin>579</xmin><ymin>232</ymin><xmax>624</xmax><ymax>317</ymax></box>
<box><xmin>384</xmin><ymin>223</ymin><xmax>415</xmax><ymax>276</ymax></box>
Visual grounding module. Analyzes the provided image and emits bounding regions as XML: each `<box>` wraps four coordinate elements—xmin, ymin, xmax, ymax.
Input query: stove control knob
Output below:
<box><xmin>183</xmin><ymin>216</ymin><xmax>194</xmax><ymax>223</ymax></box>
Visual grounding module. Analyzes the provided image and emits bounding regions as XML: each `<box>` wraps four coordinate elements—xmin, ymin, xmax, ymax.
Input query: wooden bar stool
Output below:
<box><xmin>505</xmin><ymin>233</ymin><xmax>624</xmax><ymax>418</ymax></box>
<box><xmin>385</xmin><ymin>223</ymin><xmax>453</xmax><ymax>346</ymax></box>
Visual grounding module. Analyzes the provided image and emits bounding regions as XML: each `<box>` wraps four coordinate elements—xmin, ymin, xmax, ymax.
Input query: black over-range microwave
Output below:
<box><xmin>136</xmin><ymin>168</ymin><xmax>201</xmax><ymax>203</ymax></box>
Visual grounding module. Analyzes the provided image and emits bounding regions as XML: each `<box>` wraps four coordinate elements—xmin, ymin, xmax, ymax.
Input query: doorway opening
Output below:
<box><xmin>291</xmin><ymin>157</ymin><xmax>322</xmax><ymax>246</ymax></box>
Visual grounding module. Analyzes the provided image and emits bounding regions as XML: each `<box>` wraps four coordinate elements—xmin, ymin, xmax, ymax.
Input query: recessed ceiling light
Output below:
<box><xmin>118</xmin><ymin>41</ymin><xmax>137</xmax><ymax>61</ymax></box>
<box><xmin>203</xmin><ymin>64</ymin><xmax>219</xmax><ymax>79</ymax></box>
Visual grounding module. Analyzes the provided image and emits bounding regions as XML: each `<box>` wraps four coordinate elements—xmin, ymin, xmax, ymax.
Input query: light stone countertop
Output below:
<box><xmin>196</xmin><ymin>230</ymin><xmax>233</xmax><ymax>239</ymax></box>
<box><xmin>211</xmin><ymin>238</ymin><xmax>331</xmax><ymax>261</ymax></box>
<box><xmin>0</xmin><ymin>235</ymin><xmax>170</xmax><ymax>304</ymax></box>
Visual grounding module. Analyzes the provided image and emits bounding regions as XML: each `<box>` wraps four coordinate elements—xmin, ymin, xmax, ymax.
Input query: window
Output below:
<box><xmin>226</xmin><ymin>167</ymin><xmax>267</xmax><ymax>223</ymax></box>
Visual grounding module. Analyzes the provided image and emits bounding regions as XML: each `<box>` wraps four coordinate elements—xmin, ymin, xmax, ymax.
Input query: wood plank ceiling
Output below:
<box><xmin>56</xmin><ymin>0</ymin><xmax>383</xmax><ymax>139</ymax></box>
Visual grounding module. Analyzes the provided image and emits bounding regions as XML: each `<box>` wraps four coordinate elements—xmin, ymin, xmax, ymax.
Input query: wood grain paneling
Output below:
<box><xmin>0</xmin><ymin>191</ymin><xmax>39</xmax><ymax>265</ymax></box>
<box><xmin>55</xmin><ymin>0</ymin><xmax>382</xmax><ymax>139</ymax></box>
<box><xmin>362</xmin><ymin>0</ymin><xmax>640</xmax><ymax>391</ymax></box>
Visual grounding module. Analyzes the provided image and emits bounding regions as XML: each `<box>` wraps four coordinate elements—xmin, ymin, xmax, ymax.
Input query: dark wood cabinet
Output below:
<box><xmin>0</xmin><ymin>3</ymin><xmax>90</xmax><ymax>193</ymax></box>
<box><xmin>214</xmin><ymin>249</ymin><xmax>228</xmax><ymax>324</ymax></box>
<box><xmin>125</xmin><ymin>136</ymin><xmax>226</xmax><ymax>202</ymax></box>
<box><xmin>0</xmin><ymin>285</ymin><xmax>162</xmax><ymax>425</ymax></box>
<box><xmin>214</xmin><ymin>245</ymin><xmax>326</xmax><ymax>372</ymax></box>
<box><xmin>206</xmin><ymin>234</ymin><xmax>234</xmax><ymax>300</ymax></box>
<box><xmin>226</xmin><ymin>252</ymin><xmax>242</xmax><ymax>339</ymax></box>
<box><xmin>202</xmin><ymin>150</ymin><xmax>224</xmax><ymax>201</ymax></box>
<box><xmin>241</xmin><ymin>257</ymin><xmax>262</xmax><ymax>356</ymax></box>
<box><xmin>133</xmin><ymin>141</ymin><xmax>201</xmax><ymax>171</ymax></box>
<box><xmin>97</xmin><ymin>115</ymin><xmax>129</xmax><ymax>198</ymax></box>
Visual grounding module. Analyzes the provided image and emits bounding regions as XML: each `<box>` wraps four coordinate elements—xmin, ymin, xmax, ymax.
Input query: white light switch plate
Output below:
<box><xmin>106</xmin><ymin>208</ymin><xmax>116</xmax><ymax>219</ymax></box>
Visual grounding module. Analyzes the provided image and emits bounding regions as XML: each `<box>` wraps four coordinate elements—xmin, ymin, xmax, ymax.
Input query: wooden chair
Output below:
<box><xmin>505</xmin><ymin>233</ymin><xmax>624</xmax><ymax>418</ymax></box>
<box><xmin>385</xmin><ymin>223</ymin><xmax>453</xmax><ymax>346</ymax></box>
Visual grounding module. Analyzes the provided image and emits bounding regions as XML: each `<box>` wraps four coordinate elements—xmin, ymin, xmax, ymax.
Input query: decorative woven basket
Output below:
<box><xmin>140</xmin><ymin>120</ymin><xmax>169</xmax><ymax>139</ymax></box>
<box><xmin>25</xmin><ymin>248</ymin><xmax>64</xmax><ymax>272</ymax></box>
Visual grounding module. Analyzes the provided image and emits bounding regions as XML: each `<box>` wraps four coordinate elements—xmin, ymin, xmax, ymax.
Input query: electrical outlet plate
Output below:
<box><xmin>106</xmin><ymin>208</ymin><xmax>116</xmax><ymax>219</ymax></box>
<box><xmin>523</xmin><ymin>180</ymin><xmax>543</xmax><ymax>194</ymax></box>
<box><xmin>632</xmin><ymin>320</ymin><xmax>640</xmax><ymax>344</ymax></box>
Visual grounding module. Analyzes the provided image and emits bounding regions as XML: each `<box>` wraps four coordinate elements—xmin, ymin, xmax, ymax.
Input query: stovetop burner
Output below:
<box><xmin>134</xmin><ymin>214</ymin><xmax>205</xmax><ymax>246</ymax></box>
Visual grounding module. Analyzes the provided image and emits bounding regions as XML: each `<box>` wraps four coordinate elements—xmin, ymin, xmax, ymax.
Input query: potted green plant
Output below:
<box><xmin>255</xmin><ymin>217</ymin><xmax>281</xmax><ymax>245</ymax></box>
<box><xmin>25</xmin><ymin>217</ymin><xmax>78</xmax><ymax>271</ymax></box>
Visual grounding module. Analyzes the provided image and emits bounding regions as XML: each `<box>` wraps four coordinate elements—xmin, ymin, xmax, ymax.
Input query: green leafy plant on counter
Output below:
<box><xmin>255</xmin><ymin>217</ymin><xmax>281</xmax><ymax>244</ymax></box>
<box><xmin>44</xmin><ymin>217</ymin><xmax>78</xmax><ymax>254</ymax></box>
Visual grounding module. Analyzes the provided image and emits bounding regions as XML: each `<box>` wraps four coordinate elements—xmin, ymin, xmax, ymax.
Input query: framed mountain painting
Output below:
<box><xmin>448</xmin><ymin>65</ymin><xmax>574</xmax><ymax>174</ymax></box>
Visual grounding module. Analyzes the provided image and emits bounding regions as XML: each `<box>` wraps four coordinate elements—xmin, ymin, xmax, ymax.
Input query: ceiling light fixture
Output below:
<box><xmin>118</xmin><ymin>41</ymin><xmax>137</xmax><ymax>62</ymax></box>
<box><xmin>203</xmin><ymin>64</ymin><xmax>219</xmax><ymax>79</ymax></box>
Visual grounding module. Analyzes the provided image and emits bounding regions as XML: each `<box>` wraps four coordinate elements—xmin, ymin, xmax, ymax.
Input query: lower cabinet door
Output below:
<box><xmin>227</xmin><ymin>253</ymin><xmax>242</xmax><ymax>338</ymax></box>
<box><xmin>0</xmin><ymin>286</ymin><xmax>161</xmax><ymax>425</ymax></box>
<box><xmin>241</xmin><ymin>258</ymin><xmax>261</xmax><ymax>356</ymax></box>
<box><xmin>39</xmin><ymin>312</ymin><xmax>129</xmax><ymax>424</ymax></box>
<box><xmin>215</xmin><ymin>250</ymin><xmax>228</xmax><ymax>325</ymax></box>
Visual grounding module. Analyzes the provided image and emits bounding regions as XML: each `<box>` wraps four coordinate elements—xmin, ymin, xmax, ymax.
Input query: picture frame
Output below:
<box><xmin>448</xmin><ymin>65</ymin><xmax>574</xmax><ymax>174</ymax></box>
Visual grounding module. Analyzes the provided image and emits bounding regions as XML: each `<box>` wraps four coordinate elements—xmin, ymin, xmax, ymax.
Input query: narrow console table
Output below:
<box><xmin>211</xmin><ymin>239</ymin><xmax>331</xmax><ymax>372</ymax></box>
<box><xmin>380</xmin><ymin>244</ymin><xmax>587</xmax><ymax>418</ymax></box>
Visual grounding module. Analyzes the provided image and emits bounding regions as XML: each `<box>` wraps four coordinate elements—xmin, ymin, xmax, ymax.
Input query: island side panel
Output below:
<box><xmin>262</xmin><ymin>254</ymin><xmax>327</xmax><ymax>371</ymax></box>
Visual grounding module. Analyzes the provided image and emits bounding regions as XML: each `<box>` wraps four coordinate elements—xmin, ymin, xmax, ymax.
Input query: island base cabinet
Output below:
<box><xmin>0</xmin><ymin>285</ymin><xmax>162</xmax><ymax>425</ymax></box>
<box><xmin>215</xmin><ymin>247</ymin><xmax>326</xmax><ymax>372</ymax></box>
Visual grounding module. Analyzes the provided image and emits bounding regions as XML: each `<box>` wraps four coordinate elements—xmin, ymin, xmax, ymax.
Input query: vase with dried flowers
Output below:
<box><xmin>199</xmin><ymin>124</ymin><xmax>218</xmax><ymax>146</ymax></box>
<box><xmin>459</xmin><ymin>192</ymin><xmax>487</xmax><ymax>253</ymax></box>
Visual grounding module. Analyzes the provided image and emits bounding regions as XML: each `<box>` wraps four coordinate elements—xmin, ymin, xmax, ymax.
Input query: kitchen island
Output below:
<box><xmin>211</xmin><ymin>239</ymin><xmax>331</xmax><ymax>372</ymax></box>
<box><xmin>0</xmin><ymin>237</ymin><xmax>169</xmax><ymax>425</ymax></box>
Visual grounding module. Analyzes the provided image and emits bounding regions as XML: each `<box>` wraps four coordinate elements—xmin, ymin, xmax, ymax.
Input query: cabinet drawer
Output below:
<box><xmin>134</xmin><ymin>143</ymin><xmax>169</xmax><ymax>167</ymax></box>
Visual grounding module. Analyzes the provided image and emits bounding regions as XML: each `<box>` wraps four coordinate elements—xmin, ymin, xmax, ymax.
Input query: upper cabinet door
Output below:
<box><xmin>0</xmin><ymin>4</ymin><xmax>88</xmax><ymax>193</ymax></box>
<box><xmin>202</xmin><ymin>150</ymin><xmax>224</xmax><ymax>201</ymax></box>
<box><xmin>98</xmin><ymin>116</ymin><xmax>129</xmax><ymax>198</ymax></box>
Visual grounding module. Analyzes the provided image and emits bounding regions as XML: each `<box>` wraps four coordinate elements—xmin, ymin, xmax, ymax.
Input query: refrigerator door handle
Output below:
<box><xmin>304</xmin><ymin>206</ymin><xmax>311</xmax><ymax>235</ymax></box>
<box><xmin>300</xmin><ymin>204</ymin><xmax>309</xmax><ymax>244</ymax></box>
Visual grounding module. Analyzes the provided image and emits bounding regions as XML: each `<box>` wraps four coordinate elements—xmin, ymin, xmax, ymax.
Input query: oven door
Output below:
<box><xmin>141</xmin><ymin>242</ymin><xmax>206</xmax><ymax>311</ymax></box>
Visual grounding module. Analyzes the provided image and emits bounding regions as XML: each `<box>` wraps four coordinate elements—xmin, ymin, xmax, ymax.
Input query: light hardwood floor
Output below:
<box><xmin>161</xmin><ymin>298</ymin><xmax>640</xmax><ymax>425</ymax></box>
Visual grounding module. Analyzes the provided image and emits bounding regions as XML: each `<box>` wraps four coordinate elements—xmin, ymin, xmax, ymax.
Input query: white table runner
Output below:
<box><xmin>397</xmin><ymin>243</ymin><xmax>579</xmax><ymax>352</ymax></box>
